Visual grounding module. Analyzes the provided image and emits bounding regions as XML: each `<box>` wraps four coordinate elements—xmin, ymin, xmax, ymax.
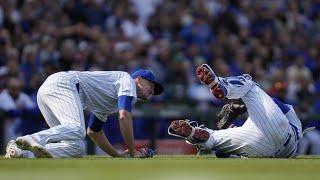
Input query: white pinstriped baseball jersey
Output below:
<box><xmin>75</xmin><ymin>71</ymin><xmax>137</xmax><ymax>121</ymax></box>
<box><xmin>24</xmin><ymin>71</ymin><xmax>137</xmax><ymax>158</ymax></box>
<box><xmin>203</xmin><ymin>74</ymin><xmax>302</xmax><ymax>158</ymax></box>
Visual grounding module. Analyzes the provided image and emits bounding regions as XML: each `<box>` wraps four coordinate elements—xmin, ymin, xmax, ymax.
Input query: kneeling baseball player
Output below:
<box><xmin>5</xmin><ymin>69</ymin><xmax>162</xmax><ymax>158</ymax></box>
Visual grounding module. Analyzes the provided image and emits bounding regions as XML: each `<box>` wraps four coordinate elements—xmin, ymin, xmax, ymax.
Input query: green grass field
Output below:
<box><xmin>0</xmin><ymin>155</ymin><xmax>319</xmax><ymax>180</ymax></box>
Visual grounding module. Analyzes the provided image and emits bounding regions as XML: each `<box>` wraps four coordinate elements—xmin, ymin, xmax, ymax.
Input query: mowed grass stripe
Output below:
<box><xmin>0</xmin><ymin>155</ymin><xmax>319</xmax><ymax>180</ymax></box>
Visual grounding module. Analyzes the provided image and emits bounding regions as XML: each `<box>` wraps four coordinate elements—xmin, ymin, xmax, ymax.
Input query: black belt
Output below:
<box><xmin>290</xmin><ymin>122</ymin><xmax>299</xmax><ymax>140</ymax></box>
<box><xmin>283</xmin><ymin>123</ymin><xmax>299</xmax><ymax>147</ymax></box>
<box><xmin>76</xmin><ymin>83</ymin><xmax>80</xmax><ymax>92</ymax></box>
<box><xmin>283</xmin><ymin>134</ymin><xmax>291</xmax><ymax>147</ymax></box>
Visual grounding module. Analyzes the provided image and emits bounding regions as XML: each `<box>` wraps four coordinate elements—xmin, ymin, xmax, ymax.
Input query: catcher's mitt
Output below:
<box><xmin>216</xmin><ymin>103</ymin><xmax>247</xmax><ymax>130</ymax></box>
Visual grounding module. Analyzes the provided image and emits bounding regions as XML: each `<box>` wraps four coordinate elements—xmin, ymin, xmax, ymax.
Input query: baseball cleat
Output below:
<box><xmin>196</xmin><ymin>64</ymin><xmax>227</xmax><ymax>99</ymax></box>
<box><xmin>5</xmin><ymin>140</ymin><xmax>23</xmax><ymax>159</ymax></box>
<box><xmin>196</xmin><ymin>64</ymin><xmax>217</xmax><ymax>87</ymax></box>
<box><xmin>16</xmin><ymin>136</ymin><xmax>53</xmax><ymax>158</ymax></box>
<box><xmin>168</xmin><ymin>120</ymin><xmax>210</xmax><ymax>144</ymax></box>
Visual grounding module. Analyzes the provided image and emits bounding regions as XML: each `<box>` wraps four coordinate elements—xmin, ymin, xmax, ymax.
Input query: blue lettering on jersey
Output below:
<box><xmin>226</xmin><ymin>76</ymin><xmax>246</xmax><ymax>86</ymax></box>
<box><xmin>228</xmin><ymin>80</ymin><xmax>244</xmax><ymax>86</ymax></box>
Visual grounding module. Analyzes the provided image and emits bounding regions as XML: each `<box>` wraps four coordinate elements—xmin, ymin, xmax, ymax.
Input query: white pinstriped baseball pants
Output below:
<box><xmin>27</xmin><ymin>72</ymin><xmax>86</xmax><ymax>158</ymax></box>
<box><xmin>204</xmin><ymin>75</ymin><xmax>299</xmax><ymax>158</ymax></box>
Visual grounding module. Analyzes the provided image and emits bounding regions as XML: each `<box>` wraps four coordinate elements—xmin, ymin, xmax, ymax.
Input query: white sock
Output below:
<box><xmin>202</xmin><ymin>129</ymin><xmax>216</xmax><ymax>149</ymax></box>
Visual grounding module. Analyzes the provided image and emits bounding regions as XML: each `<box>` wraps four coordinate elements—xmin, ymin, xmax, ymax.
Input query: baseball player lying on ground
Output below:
<box><xmin>5</xmin><ymin>69</ymin><xmax>162</xmax><ymax>158</ymax></box>
<box><xmin>168</xmin><ymin>64</ymin><xmax>302</xmax><ymax>158</ymax></box>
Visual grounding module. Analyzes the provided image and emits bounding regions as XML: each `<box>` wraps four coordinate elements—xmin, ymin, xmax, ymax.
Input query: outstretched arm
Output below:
<box><xmin>86</xmin><ymin>115</ymin><xmax>125</xmax><ymax>157</ymax></box>
<box><xmin>87</xmin><ymin>127</ymin><xmax>124</xmax><ymax>157</ymax></box>
<box><xmin>118</xmin><ymin>109</ymin><xmax>136</xmax><ymax>157</ymax></box>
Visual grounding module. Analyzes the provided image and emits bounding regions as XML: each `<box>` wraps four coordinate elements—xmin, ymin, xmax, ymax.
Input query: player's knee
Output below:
<box><xmin>78</xmin><ymin>127</ymin><xmax>86</xmax><ymax>140</ymax></box>
<box><xmin>70</xmin><ymin>124</ymin><xmax>86</xmax><ymax>139</ymax></box>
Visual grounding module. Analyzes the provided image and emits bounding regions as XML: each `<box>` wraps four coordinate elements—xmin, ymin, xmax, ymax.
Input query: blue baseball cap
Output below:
<box><xmin>131</xmin><ymin>69</ymin><xmax>164</xmax><ymax>95</ymax></box>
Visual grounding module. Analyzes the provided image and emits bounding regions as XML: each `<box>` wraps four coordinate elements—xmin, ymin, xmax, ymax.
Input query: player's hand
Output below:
<box><xmin>120</xmin><ymin>149</ymin><xmax>130</xmax><ymax>157</ymax></box>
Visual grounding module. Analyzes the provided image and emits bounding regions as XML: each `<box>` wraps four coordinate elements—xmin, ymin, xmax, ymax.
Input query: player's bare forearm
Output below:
<box><xmin>119</xmin><ymin>110</ymin><xmax>135</xmax><ymax>157</ymax></box>
<box><xmin>86</xmin><ymin>127</ymin><xmax>122</xmax><ymax>157</ymax></box>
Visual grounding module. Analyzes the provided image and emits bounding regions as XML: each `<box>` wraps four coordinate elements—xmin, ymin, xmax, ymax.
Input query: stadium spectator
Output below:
<box><xmin>0</xmin><ymin>77</ymin><xmax>36</xmax><ymax>145</ymax></box>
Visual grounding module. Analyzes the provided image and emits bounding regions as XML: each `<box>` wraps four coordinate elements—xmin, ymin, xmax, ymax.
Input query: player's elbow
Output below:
<box><xmin>87</xmin><ymin>127</ymin><xmax>99</xmax><ymax>137</ymax></box>
<box><xmin>119</xmin><ymin>109</ymin><xmax>132</xmax><ymax>120</ymax></box>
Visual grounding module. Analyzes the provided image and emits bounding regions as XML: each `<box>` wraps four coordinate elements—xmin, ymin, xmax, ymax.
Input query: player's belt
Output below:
<box><xmin>283</xmin><ymin>133</ymin><xmax>292</xmax><ymax>147</ymax></box>
<box><xmin>289</xmin><ymin>122</ymin><xmax>299</xmax><ymax>140</ymax></box>
<box><xmin>283</xmin><ymin>123</ymin><xmax>299</xmax><ymax>147</ymax></box>
<box><xmin>76</xmin><ymin>83</ymin><xmax>80</xmax><ymax>92</ymax></box>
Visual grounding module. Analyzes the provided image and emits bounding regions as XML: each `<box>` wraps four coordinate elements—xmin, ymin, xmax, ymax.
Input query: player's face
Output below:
<box><xmin>136</xmin><ymin>78</ymin><xmax>155</xmax><ymax>100</ymax></box>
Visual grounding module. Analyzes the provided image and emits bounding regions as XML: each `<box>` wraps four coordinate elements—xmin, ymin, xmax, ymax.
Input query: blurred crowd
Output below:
<box><xmin>0</xmin><ymin>0</ymin><xmax>320</xmax><ymax>155</ymax></box>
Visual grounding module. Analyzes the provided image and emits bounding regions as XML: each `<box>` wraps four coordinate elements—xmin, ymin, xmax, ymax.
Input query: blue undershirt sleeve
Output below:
<box><xmin>88</xmin><ymin>114</ymin><xmax>105</xmax><ymax>132</ymax></box>
<box><xmin>118</xmin><ymin>95</ymin><xmax>134</xmax><ymax>112</ymax></box>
